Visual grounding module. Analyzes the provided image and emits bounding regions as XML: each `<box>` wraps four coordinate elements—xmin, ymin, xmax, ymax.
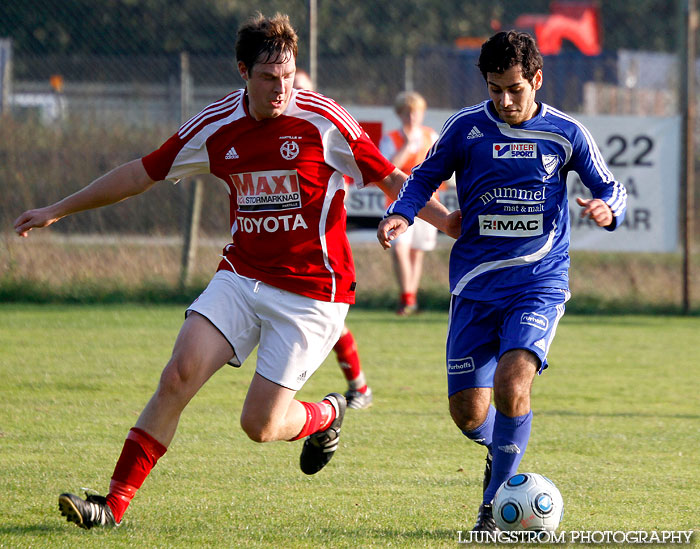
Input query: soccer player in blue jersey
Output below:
<box><xmin>378</xmin><ymin>31</ymin><xmax>627</xmax><ymax>532</ymax></box>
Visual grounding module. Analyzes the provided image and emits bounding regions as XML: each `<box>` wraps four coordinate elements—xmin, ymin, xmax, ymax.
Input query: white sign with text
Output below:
<box><xmin>567</xmin><ymin>115</ymin><xmax>679</xmax><ymax>252</ymax></box>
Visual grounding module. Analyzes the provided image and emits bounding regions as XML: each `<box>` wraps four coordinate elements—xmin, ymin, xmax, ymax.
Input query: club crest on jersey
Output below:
<box><xmin>229</xmin><ymin>169</ymin><xmax>301</xmax><ymax>212</ymax></box>
<box><xmin>493</xmin><ymin>143</ymin><xmax>537</xmax><ymax>159</ymax></box>
<box><xmin>542</xmin><ymin>154</ymin><xmax>559</xmax><ymax>178</ymax></box>
<box><xmin>280</xmin><ymin>140</ymin><xmax>299</xmax><ymax>160</ymax></box>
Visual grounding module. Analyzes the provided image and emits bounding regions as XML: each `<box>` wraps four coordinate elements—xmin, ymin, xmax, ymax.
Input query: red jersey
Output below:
<box><xmin>142</xmin><ymin>88</ymin><xmax>394</xmax><ymax>304</ymax></box>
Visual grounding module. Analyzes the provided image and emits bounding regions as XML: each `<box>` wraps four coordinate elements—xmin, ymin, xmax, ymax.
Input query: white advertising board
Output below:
<box><xmin>567</xmin><ymin>115</ymin><xmax>679</xmax><ymax>252</ymax></box>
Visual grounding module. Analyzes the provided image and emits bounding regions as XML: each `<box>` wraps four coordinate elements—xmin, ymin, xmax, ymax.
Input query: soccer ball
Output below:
<box><xmin>492</xmin><ymin>472</ymin><xmax>564</xmax><ymax>532</ymax></box>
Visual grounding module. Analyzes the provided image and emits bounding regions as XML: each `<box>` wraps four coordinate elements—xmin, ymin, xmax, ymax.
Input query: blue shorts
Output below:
<box><xmin>445</xmin><ymin>288</ymin><xmax>570</xmax><ymax>396</ymax></box>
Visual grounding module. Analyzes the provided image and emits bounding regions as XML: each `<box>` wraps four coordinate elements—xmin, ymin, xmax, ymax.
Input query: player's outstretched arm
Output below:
<box><xmin>373</xmin><ymin>168</ymin><xmax>407</xmax><ymax>201</ymax></box>
<box><xmin>438</xmin><ymin>209</ymin><xmax>462</xmax><ymax>239</ymax></box>
<box><xmin>575</xmin><ymin>197</ymin><xmax>613</xmax><ymax>228</ymax></box>
<box><xmin>14</xmin><ymin>159</ymin><xmax>156</xmax><ymax>237</ymax></box>
<box><xmin>417</xmin><ymin>199</ymin><xmax>461</xmax><ymax>238</ymax></box>
<box><xmin>375</xmin><ymin>169</ymin><xmax>460</xmax><ymax>239</ymax></box>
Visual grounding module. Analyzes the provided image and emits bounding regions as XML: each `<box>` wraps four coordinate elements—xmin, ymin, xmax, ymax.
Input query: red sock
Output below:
<box><xmin>105</xmin><ymin>427</ymin><xmax>167</xmax><ymax>523</ymax></box>
<box><xmin>401</xmin><ymin>292</ymin><xmax>417</xmax><ymax>306</ymax></box>
<box><xmin>334</xmin><ymin>331</ymin><xmax>367</xmax><ymax>392</ymax></box>
<box><xmin>289</xmin><ymin>400</ymin><xmax>336</xmax><ymax>441</ymax></box>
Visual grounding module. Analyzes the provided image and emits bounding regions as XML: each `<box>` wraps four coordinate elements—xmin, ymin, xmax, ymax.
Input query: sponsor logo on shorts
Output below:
<box><xmin>479</xmin><ymin>214</ymin><xmax>543</xmax><ymax>237</ymax></box>
<box><xmin>521</xmin><ymin>312</ymin><xmax>549</xmax><ymax>331</ymax></box>
<box><xmin>493</xmin><ymin>143</ymin><xmax>537</xmax><ymax>159</ymax></box>
<box><xmin>447</xmin><ymin>356</ymin><xmax>475</xmax><ymax>375</ymax></box>
<box><xmin>229</xmin><ymin>169</ymin><xmax>302</xmax><ymax>212</ymax></box>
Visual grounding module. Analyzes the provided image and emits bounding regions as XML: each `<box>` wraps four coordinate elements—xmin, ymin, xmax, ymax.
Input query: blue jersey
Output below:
<box><xmin>387</xmin><ymin>100</ymin><xmax>627</xmax><ymax>299</ymax></box>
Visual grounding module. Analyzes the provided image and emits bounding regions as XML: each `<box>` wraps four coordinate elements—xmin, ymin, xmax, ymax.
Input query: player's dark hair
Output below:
<box><xmin>477</xmin><ymin>31</ymin><xmax>543</xmax><ymax>82</ymax></box>
<box><xmin>236</xmin><ymin>12</ymin><xmax>298</xmax><ymax>73</ymax></box>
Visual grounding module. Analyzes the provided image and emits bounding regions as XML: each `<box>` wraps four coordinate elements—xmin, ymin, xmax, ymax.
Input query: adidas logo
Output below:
<box><xmin>225</xmin><ymin>146</ymin><xmax>239</xmax><ymax>160</ymax></box>
<box><xmin>534</xmin><ymin>338</ymin><xmax>547</xmax><ymax>352</ymax></box>
<box><xmin>498</xmin><ymin>443</ymin><xmax>521</xmax><ymax>454</ymax></box>
<box><xmin>296</xmin><ymin>371</ymin><xmax>307</xmax><ymax>383</ymax></box>
<box><xmin>467</xmin><ymin>126</ymin><xmax>483</xmax><ymax>140</ymax></box>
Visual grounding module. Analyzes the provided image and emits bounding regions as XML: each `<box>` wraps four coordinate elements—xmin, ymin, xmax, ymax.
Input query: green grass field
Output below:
<box><xmin>1</xmin><ymin>305</ymin><xmax>698</xmax><ymax>548</ymax></box>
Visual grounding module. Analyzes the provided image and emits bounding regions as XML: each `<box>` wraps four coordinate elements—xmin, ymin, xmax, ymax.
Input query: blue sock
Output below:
<box><xmin>461</xmin><ymin>404</ymin><xmax>495</xmax><ymax>451</ymax></box>
<box><xmin>483</xmin><ymin>409</ymin><xmax>533</xmax><ymax>504</ymax></box>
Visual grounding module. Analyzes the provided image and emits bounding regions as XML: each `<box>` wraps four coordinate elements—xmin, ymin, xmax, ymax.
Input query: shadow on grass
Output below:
<box><xmin>0</xmin><ymin>523</ymin><xmax>66</xmax><ymax>535</ymax></box>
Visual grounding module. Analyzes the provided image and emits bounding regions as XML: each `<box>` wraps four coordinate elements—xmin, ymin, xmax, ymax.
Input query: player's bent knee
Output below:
<box><xmin>448</xmin><ymin>387</ymin><xmax>491</xmax><ymax>431</ymax></box>
<box><xmin>450</xmin><ymin>409</ymin><xmax>486</xmax><ymax>432</ymax></box>
<box><xmin>239</xmin><ymin>413</ymin><xmax>277</xmax><ymax>443</ymax></box>
<box><xmin>449</xmin><ymin>399</ymin><xmax>488</xmax><ymax>432</ymax></box>
<box><xmin>493</xmin><ymin>382</ymin><xmax>532</xmax><ymax>417</ymax></box>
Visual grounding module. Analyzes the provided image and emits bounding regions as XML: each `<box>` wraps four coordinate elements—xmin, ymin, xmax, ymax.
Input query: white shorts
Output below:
<box><xmin>187</xmin><ymin>270</ymin><xmax>348</xmax><ymax>391</ymax></box>
<box><xmin>393</xmin><ymin>217</ymin><xmax>438</xmax><ymax>251</ymax></box>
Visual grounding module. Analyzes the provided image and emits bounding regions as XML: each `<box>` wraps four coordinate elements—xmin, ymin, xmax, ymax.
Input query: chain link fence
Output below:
<box><xmin>0</xmin><ymin>0</ymin><xmax>697</xmax><ymax>311</ymax></box>
<box><xmin>0</xmin><ymin>1</ymin><xmax>683</xmax><ymax>120</ymax></box>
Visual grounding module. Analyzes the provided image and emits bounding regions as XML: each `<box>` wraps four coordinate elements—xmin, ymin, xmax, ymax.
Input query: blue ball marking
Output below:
<box><xmin>501</xmin><ymin>502</ymin><xmax>519</xmax><ymax>523</ymax></box>
<box><xmin>508</xmin><ymin>474</ymin><xmax>528</xmax><ymax>487</ymax></box>
<box><xmin>535</xmin><ymin>494</ymin><xmax>553</xmax><ymax>514</ymax></box>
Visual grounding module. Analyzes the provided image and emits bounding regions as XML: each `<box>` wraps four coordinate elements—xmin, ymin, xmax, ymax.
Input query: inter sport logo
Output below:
<box><xmin>493</xmin><ymin>143</ymin><xmax>537</xmax><ymax>159</ymax></box>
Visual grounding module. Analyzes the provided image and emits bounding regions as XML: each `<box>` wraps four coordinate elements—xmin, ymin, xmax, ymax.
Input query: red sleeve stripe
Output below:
<box><xmin>178</xmin><ymin>91</ymin><xmax>237</xmax><ymax>136</ymax></box>
<box><xmin>296</xmin><ymin>91</ymin><xmax>363</xmax><ymax>138</ymax></box>
<box><xmin>295</xmin><ymin>91</ymin><xmax>363</xmax><ymax>140</ymax></box>
<box><xmin>178</xmin><ymin>90</ymin><xmax>244</xmax><ymax>139</ymax></box>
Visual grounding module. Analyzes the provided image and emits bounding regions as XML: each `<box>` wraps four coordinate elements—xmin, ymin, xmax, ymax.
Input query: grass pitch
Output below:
<box><xmin>0</xmin><ymin>305</ymin><xmax>698</xmax><ymax>548</ymax></box>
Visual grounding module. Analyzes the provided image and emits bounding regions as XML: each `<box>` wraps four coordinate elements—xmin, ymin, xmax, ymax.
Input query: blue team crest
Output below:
<box><xmin>542</xmin><ymin>154</ymin><xmax>559</xmax><ymax>177</ymax></box>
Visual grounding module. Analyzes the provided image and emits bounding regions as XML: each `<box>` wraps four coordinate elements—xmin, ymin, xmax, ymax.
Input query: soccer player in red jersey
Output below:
<box><xmin>14</xmin><ymin>13</ymin><xmax>459</xmax><ymax>529</ymax></box>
